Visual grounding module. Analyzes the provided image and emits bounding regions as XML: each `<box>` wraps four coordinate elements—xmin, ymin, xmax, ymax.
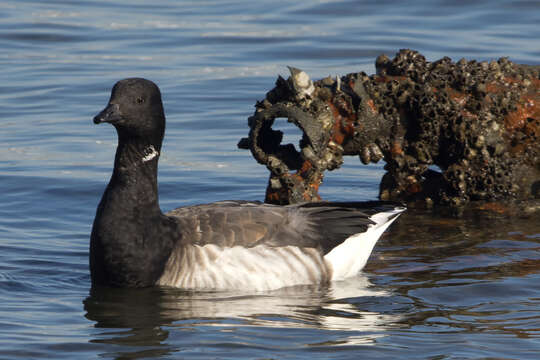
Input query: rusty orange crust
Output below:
<box><xmin>265</xmin><ymin>160</ymin><xmax>323</xmax><ymax>203</ymax></box>
<box><xmin>503</xmin><ymin>78</ymin><xmax>540</xmax><ymax>157</ymax></box>
<box><xmin>265</xmin><ymin>184</ymin><xmax>287</xmax><ymax>204</ymax></box>
<box><xmin>505</xmin><ymin>97</ymin><xmax>538</xmax><ymax>132</ymax></box>
<box><xmin>391</xmin><ymin>142</ymin><xmax>404</xmax><ymax>156</ymax></box>
<box><xmin>406</xmin><ymin>182</ymin><xmax>423</xmax><ymax>195</ymax></box>
<box><xmin>474</xmin><ymin>202</ymin><xmax>507</xmax><ymax>214</ymax></box>
<box><xmin>485</xmin><ymin>82</ymin><xmax>501</xmax><ymax>93</ymax></box>
<box><xmin>485</xmin><ymin>76</ymin><xmax>527</xmax><ymax>94</ymax></box>
<box><xmin>295</xmin><ymin>159</ymin><xmax>322</xmax><ymax>201</ymax></box>
<box><xmin>373</xmin><ymin>75</ymin><xmax>406</xmax><ymax>83</ymax></box>
<box><xmin>302</xmin><ymin>174</ymin><xmax>322</xmax><ymax>201</ymax></box>
<box><xmin>298</xmin><ymin>159</ymin><xmax>313</xmax><ymax>175</ymax></box>
<box><xmin>328</xmin><ymin>101</ymin><xmax>356</xmax><ymax>145</ymax></box>
<box><xmin>367</xmin><ymin>99</ymin><xmax>378</xmax><ymax>114</ymax></box>
<box><xmin>447</xmin><ymin>88</ymin><xmax>468</xmax><ymax>107</ymax></box>
<box><xmin>347</xmin><ymin>78</ymin><xmax>356</xmax><ymax>91</ymax></box>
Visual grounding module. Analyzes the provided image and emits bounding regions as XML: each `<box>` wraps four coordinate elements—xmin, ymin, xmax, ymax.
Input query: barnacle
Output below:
<box><xmin>239</xmin><ymin>50</ymin><xmax>540</xmax><ymax>207</ymax></box>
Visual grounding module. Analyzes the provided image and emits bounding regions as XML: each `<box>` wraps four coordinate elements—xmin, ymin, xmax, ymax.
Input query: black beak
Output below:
<box><xmin>93</xmin><ymin>103</ymin><xmax>121</xmax><ymax>124</ymax></box>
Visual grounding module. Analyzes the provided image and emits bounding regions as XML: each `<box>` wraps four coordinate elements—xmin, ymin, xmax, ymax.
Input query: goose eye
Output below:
<box><xmin>136</xmin><ymin>97</ymin><xmax>145</xmax><ymax>104</ymax></box>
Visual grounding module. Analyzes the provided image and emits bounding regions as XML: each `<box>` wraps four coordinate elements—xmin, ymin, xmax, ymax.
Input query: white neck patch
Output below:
<box><xmin>142</xmin><ymin>145</ymin><xmax>159</xmax><ymax>162</ymax></box>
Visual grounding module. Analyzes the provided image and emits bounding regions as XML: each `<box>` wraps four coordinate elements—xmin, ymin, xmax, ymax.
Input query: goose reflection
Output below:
<box><xmin>84</xmin><ymin>275</ymin><xmax>403</xmax><ymax>356</ymax></box>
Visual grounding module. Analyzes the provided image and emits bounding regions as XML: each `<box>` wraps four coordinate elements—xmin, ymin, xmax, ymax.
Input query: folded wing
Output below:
<box><xmin>167</xmin><ymin>200</ymin><xmax>398</xmax><ymax>254</ymax></box>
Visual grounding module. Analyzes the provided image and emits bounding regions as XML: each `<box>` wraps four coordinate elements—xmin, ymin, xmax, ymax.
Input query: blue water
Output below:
<box><xmin>1</xmin><ymin>0</ymin><xmax>539</xmax><ymax>358</ymax></box>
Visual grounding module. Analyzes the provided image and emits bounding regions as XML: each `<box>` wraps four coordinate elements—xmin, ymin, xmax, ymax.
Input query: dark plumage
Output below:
<box><xmin>90</xmin><ymin>78</ymin><xmax>404</xmax><ymax>291</ymax></box>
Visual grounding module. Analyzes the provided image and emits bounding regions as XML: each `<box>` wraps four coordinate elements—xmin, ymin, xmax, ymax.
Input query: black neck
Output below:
<box><xmin>111</xmin><ymin>136</ymin><xmax>162</xmax><ymax>214</ymax></box>
<box><xmin>90</xmin><ymin>135</ymin><xmax>176</xmax><ymax>287</ymax></box>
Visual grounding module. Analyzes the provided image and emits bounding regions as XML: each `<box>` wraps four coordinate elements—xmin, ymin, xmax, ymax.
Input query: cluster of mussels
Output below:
<box><xmin>239</xmin><ymin>49</ymin><xmax>540</xmax><ymax>207</ymax></box>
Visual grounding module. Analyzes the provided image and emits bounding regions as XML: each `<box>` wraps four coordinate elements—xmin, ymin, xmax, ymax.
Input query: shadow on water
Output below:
<box><xmin>84</xmin><ymin>287</ymin><xmax>175</xmax><ymax>358</ymax></box>
<box><xmin>365</xmin><ymin>202</ymin><xmax>540</xmax><ymax>346</ymax></box>
<box><xmin>370</xmin><ymin>200</ymin><xmax>540</xmax><ymax>278</ymax></box>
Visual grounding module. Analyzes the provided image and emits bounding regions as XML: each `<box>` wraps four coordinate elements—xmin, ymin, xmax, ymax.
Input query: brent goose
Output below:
<box><xmin>90</xmin><ymin>78</ymin><xmax>405</xmax><ymax>291</ymax></box>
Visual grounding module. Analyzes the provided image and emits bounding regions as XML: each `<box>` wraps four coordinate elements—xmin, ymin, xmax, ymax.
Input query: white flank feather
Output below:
<box><xmin>324</xmin><ymin>208</ymin><xmax>404</xmax><ymax>281</ymax></box>
<box><xmin>158</xmin><ymin>244</ymin><xmax>329</xmax><ymax>292</ymax></box>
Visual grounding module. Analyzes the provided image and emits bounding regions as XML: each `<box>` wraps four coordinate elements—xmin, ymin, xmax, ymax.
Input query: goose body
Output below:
<box><xmin>90</xmin><ymin>78</ymin><xmax>405</xmax><ymax>291</ymax></box>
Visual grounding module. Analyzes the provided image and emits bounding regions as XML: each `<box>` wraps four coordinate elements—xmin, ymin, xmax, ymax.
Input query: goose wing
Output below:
<box><xmin>167</xmin><ymin>200</ymin><xmax>397</xmax><ymax>254</ymax></box>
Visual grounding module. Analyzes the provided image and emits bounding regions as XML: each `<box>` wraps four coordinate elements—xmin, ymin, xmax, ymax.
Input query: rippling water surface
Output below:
<box><xmin>1</xmin><ymin>0</ymin><xmax>539</xmax><ymax>358</ymax></box>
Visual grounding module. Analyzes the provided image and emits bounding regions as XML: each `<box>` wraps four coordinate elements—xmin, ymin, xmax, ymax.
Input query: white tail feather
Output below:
<box><xmin>324</xmin><ymin>207</ymin><xmax>404</xmax><ymax>280</ymax></box>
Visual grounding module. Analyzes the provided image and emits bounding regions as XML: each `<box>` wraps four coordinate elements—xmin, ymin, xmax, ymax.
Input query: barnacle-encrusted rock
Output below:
<box><xmin>238</xmin><ymin>50</ymin><xmax>540</xmax><ymax>207</ymax></box>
